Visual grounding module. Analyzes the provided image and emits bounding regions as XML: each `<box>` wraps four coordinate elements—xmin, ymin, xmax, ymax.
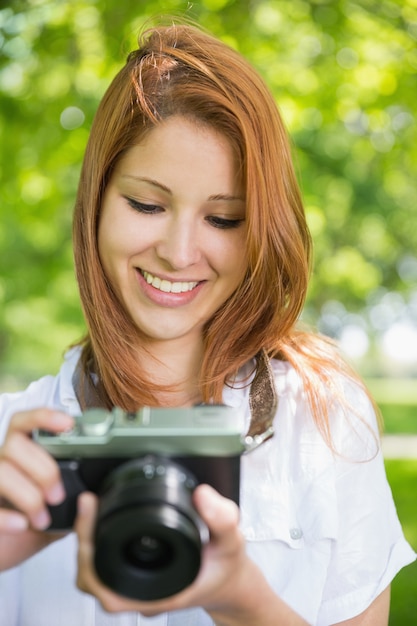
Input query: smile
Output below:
<box><xmin>141</xmin><ymin>270</ymin><xmax>199</xmax><ymax>293</ymax></box>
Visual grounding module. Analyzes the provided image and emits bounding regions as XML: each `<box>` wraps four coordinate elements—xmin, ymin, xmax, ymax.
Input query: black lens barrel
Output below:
<box><xmin>94</xmin><ymin>455</ymin><xmax>206</xmax><ymax>601</ymax></box>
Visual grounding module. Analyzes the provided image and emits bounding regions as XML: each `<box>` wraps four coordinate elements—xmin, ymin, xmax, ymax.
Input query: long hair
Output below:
<box><xmin>73</xmin><ymin>22</ymin><xmax>375</xmax><ymax>442</ymax></box>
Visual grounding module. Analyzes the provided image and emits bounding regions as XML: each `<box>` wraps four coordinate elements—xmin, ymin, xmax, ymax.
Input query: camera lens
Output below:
<box><xmin>125</xmin><ymin>534</ymin><xmax>173</xmax><ymax>570</ymax></box>
<box><xmin>94</xmin><ymin>455</ymin><xmax>207</xmax><ymax>601</ymax></box>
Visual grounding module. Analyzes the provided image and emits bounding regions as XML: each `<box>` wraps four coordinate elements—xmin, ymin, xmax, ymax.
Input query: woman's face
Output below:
<box><xmin>98</xmin><ymin>116</ymin><xmax>247</xmax><ymax>349</ymax></box>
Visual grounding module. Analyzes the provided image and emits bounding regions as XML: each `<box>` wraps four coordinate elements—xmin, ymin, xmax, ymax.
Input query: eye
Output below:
<box><xmin>124</xmin><ymin>196</ymin><xmax>163</xmax><ymax>214</ymax></box>
<box><xmin>206</xmin><ymin>216</ymin><xmax>245</xmax><ymax>229</ymax></box>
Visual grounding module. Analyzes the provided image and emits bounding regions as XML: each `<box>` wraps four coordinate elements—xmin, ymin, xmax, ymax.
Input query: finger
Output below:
<box><xmin>0</xmin><ymin>460</ymin><xmax>52</xmax><ymax>530</ymax></box>
<box><xmin>0</xmin><ymin>461</ymin><xmax>55</xmax><ymax>530</ymax></box>
<box><xmin>0</xmin><ymin>509</ymin><xmax>28</xmax><ymax>533</ymax></box>
<box><xmin>75</xmin><ymin>491</ymin><xmax>98</xmax><ymax>551</ymax></box>
<box><xmin>75</xmin><ymin>491</ymin><xmax>102</xmax><ymax>595</ymax></box>
<box><xmin>1</xmin><ymin>432</ymin><xmax>65</xmax><ymax>505</ymax></box>
<box><xmin>7</xmin><ymin>409</ymin><xmax>73</xmax><ymax>436</ymax></box>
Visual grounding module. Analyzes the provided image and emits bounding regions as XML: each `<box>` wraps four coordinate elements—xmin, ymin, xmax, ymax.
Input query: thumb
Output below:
<box><xmin>193</xmin><ymin>484</ymin><xmax>240</xmax><ymax>542</ymax></box>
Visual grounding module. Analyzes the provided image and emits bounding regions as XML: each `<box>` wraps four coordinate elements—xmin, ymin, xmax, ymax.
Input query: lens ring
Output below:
<box><xmin>94</xmin><ymin>503</ymin><xmax>202</xmax><ymax>600</ymax></box>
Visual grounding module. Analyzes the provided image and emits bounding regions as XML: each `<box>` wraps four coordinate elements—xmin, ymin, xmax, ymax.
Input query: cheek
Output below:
<box><xmin>97</xmin><ymin>220</ymin><xmax>117</xmax><ymax>275</ymax></box>
<box><xmin>97</xmin><ymin>220</ymin><xmax>130</xmax><ymax>292</ymax></box>
<box><xmin>214</xmin><ymin>237</ymin><xmax>248</xmax><ymax>284</ymax></box>
<box><xmin>98</xmin><ymin>211</ymin><xmax>139</xmax><ymax>268</ymax></box>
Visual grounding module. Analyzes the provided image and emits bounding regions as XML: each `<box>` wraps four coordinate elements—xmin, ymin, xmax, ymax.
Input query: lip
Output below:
<box><xmin>135</xmin><ymin>269</ymin><xmax>205</xmax><ymax>307</ymax></box>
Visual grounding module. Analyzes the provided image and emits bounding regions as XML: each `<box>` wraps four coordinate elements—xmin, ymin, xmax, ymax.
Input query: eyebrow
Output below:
<box><xmin>122</xmin><ymin>175</ymin><xmax>172</xmax><ymax>194</ymax></box>
<box><xmin>121</xmin><ymin>175</ymin><xmax>244</xmax><ymax>203</ymax></box>
<box><xmin>208</xmin><ymin>193</ymin><xmax>245</xmax><ymax>202</ymax></box>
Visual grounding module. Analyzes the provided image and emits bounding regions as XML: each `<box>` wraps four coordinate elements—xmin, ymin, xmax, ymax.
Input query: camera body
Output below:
<box><xmin>34</xmin><ymin>405</ymin><xmax>245</xmax><ymax>601</ymax></box>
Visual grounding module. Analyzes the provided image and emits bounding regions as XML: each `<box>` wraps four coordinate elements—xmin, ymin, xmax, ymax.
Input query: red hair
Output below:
<box><xmin>73</xmin><ymin>22</ymin><xmax>376</xmax><ymax>443</ymax></box>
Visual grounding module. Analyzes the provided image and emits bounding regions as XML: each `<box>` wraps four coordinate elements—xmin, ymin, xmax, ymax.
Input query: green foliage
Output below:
<box><xmin>380</xmin><ymin>403</ymin><xmax>417</xmax><ymax>434</ymax></box>
<box><xmin>1</xmin><ymin>0</ymin><xmax>416</xmax><ymax>384</ymax></box>
<box><xmin>385</xmin><ymin>460</ymin><xmax>417</xmax><ymax>624</ymax></box>
<box><xmin>367</xmin><ymin>378</ymin><xmax>417</xmax><ymax>433</ymax></box>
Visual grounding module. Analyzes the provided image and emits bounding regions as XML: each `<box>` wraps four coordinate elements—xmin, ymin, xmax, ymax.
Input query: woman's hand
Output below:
<box><xmin>0</xmin><ymin>408</ymin><xmax>74</xmax><ymax>569</ymax></box>
<box><xmin>75</xmin><ymin>485</ymin><xmax>309</xmax><ymax>625</ymax></box>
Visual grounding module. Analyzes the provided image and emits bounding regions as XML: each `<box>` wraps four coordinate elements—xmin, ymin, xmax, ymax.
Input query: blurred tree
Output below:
<box><xmin>0</xmin><ymin>0</ymin><xmax>416</xmax><ymax>384</ymax></box>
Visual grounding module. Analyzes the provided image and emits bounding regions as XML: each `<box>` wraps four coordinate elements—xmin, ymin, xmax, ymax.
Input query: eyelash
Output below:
<box><xmin>124</xmin><ymin>197</ymin><xmax>244</xmax><ymax>230</ymax></box>
<box><xmin>206</xmin><ymin>216</ymin><xmax>244</xmax><ymax>229</ymax></box>
<box><xmin>125</xmin><ymin>197</ymin><xmax>161</xmax><ymax>214</ymax></box>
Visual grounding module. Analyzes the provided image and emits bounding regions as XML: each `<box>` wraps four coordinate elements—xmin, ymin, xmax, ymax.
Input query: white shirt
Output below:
<box><xmin>0</xmin><ymin>348</ymin><xmax>415</xmax><ymax>626</ymax></box>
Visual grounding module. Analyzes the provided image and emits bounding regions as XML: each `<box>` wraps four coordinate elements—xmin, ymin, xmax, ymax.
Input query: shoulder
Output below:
<box><xmin>0</xmin><ymin>348</ymin><xmax>81</xmax><ymax>442</ymax></box>
<box><xmin>269</xmin><ymin>356</ymin><xmax>380</xmax><ymax>459</ymax></box>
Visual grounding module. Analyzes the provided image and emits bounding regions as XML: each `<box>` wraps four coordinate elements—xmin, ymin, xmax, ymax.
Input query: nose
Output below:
<box><xmin>156</xmin><ymin>214</ymin><xmax>202</xmax><ymax>270</ymax></box>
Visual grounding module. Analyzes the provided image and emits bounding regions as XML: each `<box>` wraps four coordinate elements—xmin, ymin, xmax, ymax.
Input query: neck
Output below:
<box><xmin>138</xmin><ymin>336</ymin><xmax>205</xmax><ymax>407</ymax></box>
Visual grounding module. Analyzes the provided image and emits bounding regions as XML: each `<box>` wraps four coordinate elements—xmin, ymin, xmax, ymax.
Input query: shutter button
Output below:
<box><xmin>80</xmin><ymin>409</ymin><xmax>114</xmax><ymax>436</ymax></box>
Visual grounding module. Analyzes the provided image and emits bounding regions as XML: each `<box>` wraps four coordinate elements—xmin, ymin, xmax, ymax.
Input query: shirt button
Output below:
<box><xmin>290</xmin><ymin>527</ymin><xmax>303</xmax><ymax>540</ymax></box>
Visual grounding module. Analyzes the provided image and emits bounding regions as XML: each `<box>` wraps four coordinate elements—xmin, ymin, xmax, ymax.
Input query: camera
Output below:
<box><xmin>34</xmin><ymin>405</ymin><xmax>245</xmax><ymax>601</ymax></box>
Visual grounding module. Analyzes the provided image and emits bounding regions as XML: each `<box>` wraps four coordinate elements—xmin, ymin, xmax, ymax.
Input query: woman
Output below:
<box><xmin>0</xmin><ymin>21</ymin><xmax>414</xmax><ymax>626</ymax></box>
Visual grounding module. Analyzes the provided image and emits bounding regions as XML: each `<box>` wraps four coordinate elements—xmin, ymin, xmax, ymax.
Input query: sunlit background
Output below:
<box><xmin>0</xmin><ymin>1</ymin><xmax>416</xmax><ymax>622</ymax></box>
<box><xmin>1</xmin><ymin>0</ymin><xmax>416</xmax><ymax>385</ymax></box>
<box><xmin>1</xmin><ymin>0</ymin><xmax>416</xmax><ymax>387</ymax></box>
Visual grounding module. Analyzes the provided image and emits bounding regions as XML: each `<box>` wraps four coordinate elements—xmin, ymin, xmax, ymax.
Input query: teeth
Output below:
<box><xmin>142</xmin><ymin>271</ymin><xmax>198</xmax><ymax>293</ymax></box>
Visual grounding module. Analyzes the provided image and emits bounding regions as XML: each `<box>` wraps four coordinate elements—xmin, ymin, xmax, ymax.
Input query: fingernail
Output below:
<box><xmin>6</xmin><ymin>514</ymin><xmax>28</xmax><ymax>532</ymax></box>
<box><xmin>77</xmin><ymin>494</ymin><xmax>86</xmax><ymax>517</ymax></box>
<box><xmin>51</xmin><ymin>413</ymin><xmax>74</xmax><ymax>430</ymax></box>
<box><xmin>77</xmin><ymin>492</ymin><xmax>96</xmax><ymax>518</ymax></box>
<box><xmin>46</xmin><ymin>482</ymin><xmax>66</xmax><ymax>505</ymax></box>
<box><xmin>31</xmin><ymin>509</ymin><xmax>51</xmax><ymax>530</ymax></box>
<box><xmin>196</xmin><ymin>484</ymin><xmax>218</xmax><ymax>519</ymax></box>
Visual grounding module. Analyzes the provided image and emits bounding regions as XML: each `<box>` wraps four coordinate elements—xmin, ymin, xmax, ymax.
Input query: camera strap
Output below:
<box><xmin>245</xmin><ymin>349</ymin><xmax>277</xmax><ymax>450</ymax></box>
<box><xmin>72</xmin><ymin>348</ymin><xmax>277</xmax><ymax>447</ymax></box>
